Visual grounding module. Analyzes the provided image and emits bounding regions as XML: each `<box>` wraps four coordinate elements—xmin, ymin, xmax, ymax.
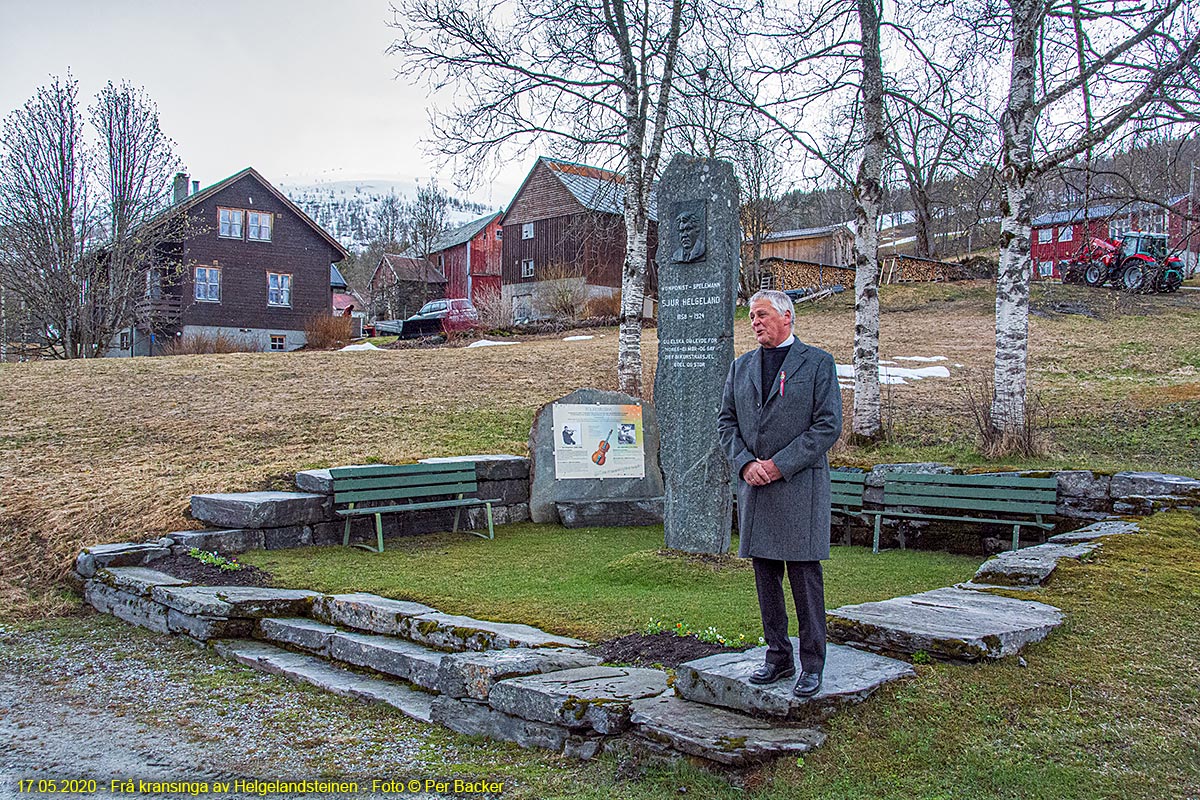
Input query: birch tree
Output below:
<box><xmin>388</xmin><ymin>0</ymin><xmax>687</xmax><ymax>396</ymax></box>
<box><xmin>974</xmin><ymin>0</ymin><xmax>1200</xmax><ymax>444</ymax></box>
<box><xmin>708</xmin><ymin>0</ymin><xmax>892</xmax><ymax>441</ymax></box>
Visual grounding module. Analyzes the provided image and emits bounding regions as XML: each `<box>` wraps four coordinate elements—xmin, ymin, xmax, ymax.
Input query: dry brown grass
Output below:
<box><xmin>303</xmin><ymin>314</ymin><xmax>353</xmax><ymax>350</ymax></box>
<box><xmin>2</xmin><ymin>279</ymin><xmax>1198</xmax><ymax>617</ymax></box>
<box><xmin>164</xmin><ymin>331</ymin><xmax>259</xmax><ymax>355</ymax></box>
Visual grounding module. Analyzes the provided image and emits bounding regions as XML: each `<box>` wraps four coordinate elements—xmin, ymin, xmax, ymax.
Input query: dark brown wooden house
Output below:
<box><xmin>500</xmin><ymin>157</ymin><xmax>657</xmax><ymax>320</ymax></box>
<box><xmin>122</xmin><ymin>167</ymin><xmax>348</xmax><ymax>354</ymax></box>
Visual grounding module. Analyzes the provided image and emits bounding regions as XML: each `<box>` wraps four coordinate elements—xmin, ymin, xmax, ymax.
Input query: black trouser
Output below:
<box><xmin>752</xmin><ymin>558</ymin><xmax>827</xmax><ymax>675</ymax></box>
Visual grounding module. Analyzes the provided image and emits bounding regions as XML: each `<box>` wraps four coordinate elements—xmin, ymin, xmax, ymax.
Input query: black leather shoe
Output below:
<box><xmin>793</xmin><ymin>671</ymin><xmax>822</xmax><ymax>697</ymax></box>
<box><xmin>748</xmin><ymin>662</ymin><xmax>795</xmax><ymax>685</ymax></box>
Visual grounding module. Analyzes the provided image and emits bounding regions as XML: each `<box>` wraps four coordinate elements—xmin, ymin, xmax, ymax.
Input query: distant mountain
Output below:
<box><xmin>281</xmin><ymin>179</ymin><xmax>493</xmax><ymax>253</ymax></box>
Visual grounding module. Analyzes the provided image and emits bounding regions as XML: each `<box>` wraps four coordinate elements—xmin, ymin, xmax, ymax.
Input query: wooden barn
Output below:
<box><xmin>425</xmin><ymin>211</ymin><xmax>504</xmax><ymax>306</ymax></box>
<box><xmin>759</xmin><ymin>224</ymin><xmax>854</xmax><ymax>267</ymax></box>
<box><xmin>369</xmin><ymin>254</ymin><xmax>447</xmax><ymax>321</ymax></box>
<box><xmin>500</xmin><ymin>157</ymin><xmax>658</xmax><ymax>321</ymax></box>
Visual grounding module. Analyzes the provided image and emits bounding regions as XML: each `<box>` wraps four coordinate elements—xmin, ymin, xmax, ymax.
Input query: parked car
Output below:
<box><xmin>400</xmin><ymin>298</ymin><xmax>479</xmax><ymax>338</ymax></box>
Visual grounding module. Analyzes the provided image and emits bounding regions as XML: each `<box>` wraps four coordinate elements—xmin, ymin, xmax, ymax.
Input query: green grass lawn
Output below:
<box><xmin>242</xmin><ymin>523</ymin><xmax>981</xmax><ymax>643</ymax></box>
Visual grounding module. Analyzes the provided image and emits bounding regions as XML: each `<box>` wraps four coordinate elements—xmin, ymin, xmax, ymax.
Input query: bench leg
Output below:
<box><xmin>453</xmin><ymin>493</ymin><xmax>465</xmax><ymax>534</ymax></box>
<box><xmin>873</xmin><ymin>515</ymin><xmax>882</xmax><ymax>554</ymax></box>
<box><xmin>375</xmin><ymin>513</ymin><xmax>385</xmax><ymax>553</ymax></box>
<box><xmin>1012</xmin><ymin>523</ymin><xmax>1021</xmax><ymax>552</ymax></box>
<box><xmin>343</xmin><ymin>502</ymin><xmax>355</xmax><ymax>547</ymax></box>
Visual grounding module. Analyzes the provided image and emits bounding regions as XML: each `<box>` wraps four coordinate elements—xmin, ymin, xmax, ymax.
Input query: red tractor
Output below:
<box><xmin>1067</xmin><ymin>231</ymin><xmax>1185</xmax><ymax>293</ymax></box>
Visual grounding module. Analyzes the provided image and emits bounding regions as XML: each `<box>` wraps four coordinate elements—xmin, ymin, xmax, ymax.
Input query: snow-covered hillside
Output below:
<box><xmin>281</xmin><ymin>179</ymin><xmax>492</xmax><ymax>252</ymax></box>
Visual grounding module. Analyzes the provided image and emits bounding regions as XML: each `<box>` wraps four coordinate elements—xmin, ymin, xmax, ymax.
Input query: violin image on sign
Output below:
<box><xmin>591</xmin><ymin>429</ymin><xmax>614</xmax><ymax>466</ymax></box>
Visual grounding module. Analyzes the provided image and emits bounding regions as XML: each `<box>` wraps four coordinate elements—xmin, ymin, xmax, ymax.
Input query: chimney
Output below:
<box><xmin>191</xmin><ymin>180</ymin><xmax>199</xmax><ymax>195</ymax></box>
<box><xmin>173</xmin><ymin>172</ymin><xmax>189</xmax><ymax>204</ymax></box>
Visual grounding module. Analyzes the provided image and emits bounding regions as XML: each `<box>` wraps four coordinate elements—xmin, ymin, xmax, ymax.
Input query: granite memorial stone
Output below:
<box><xmin>653</xmin><ymin>156</ymin><xmax>739</xmax><ymax>553</ymax></box>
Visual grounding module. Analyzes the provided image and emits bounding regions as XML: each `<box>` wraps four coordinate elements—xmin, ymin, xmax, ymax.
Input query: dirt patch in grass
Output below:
<box><xmin>589</xmin><ymin>631</ymin><xmax>754</xmax><ymax>668</ymax></box>
<box><xmin>148</xmin><ymin>552</ymin><xmax>275</xmax><ymax>587</ymax></box>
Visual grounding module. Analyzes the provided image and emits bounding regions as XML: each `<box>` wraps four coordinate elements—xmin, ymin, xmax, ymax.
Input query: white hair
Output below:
<box><xmin>749</xmin><ymin>290</ymin><xmax>795</xmax><ymax>328</ymax></box>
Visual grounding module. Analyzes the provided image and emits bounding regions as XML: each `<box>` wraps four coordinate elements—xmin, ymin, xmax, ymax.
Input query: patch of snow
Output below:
<box><xmin>467</xmin><ymin>339</ymin><xmax>520</xmax><ymax>348</ymax></box>
<box><xmin>892</xmin><ymin>355</ymin><xmax>948</xmax><ymax>362</ymax></box>
<box><xmin>836</xmin><ymin>363</ymin><xmax>952</xmax><ymax>386</ymax></box>
<box><xmin>878</xmin><ymin>360</ymin><xmax>897</xmax><ymax>365</ymax></box>
<box><xmin>340</xmin><ymin>342</ymin><xmax>381</xmax><ymax>351</ymax></box>
<box><xmin>563</xmin><ymin>335</ymin><xmax>594</xmax><ymax>341</ymax></box>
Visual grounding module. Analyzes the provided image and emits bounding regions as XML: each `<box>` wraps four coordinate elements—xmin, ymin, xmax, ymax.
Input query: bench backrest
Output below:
<box><xmin>882</xmin><ymin>472</ymin><xmax>1056</xmax><ymax>516</ymax></box>
<box><xmin>831</xmin><ymin>469</ymin><xmax>867</xmax><ymax>509</ymax></box>
<box><xmin>330</xmin><ymin>463</ymin><xmax>479</xmax><ymax>507</ymax></box>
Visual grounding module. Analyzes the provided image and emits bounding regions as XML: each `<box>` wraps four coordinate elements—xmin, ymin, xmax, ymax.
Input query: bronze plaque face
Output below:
<box><xmin>672</xmin><ymin>201</ymin><xmax>707</xmax><ymax>264</ymax></box>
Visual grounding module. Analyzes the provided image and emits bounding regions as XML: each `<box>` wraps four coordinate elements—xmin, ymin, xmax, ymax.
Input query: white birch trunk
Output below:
<box><xmin>618</xmin><ymin>199</ymin><xmax>648</xmax><ymax>397</ymax></box>
<box><xmin>992</xmin><ymin>0</ymin><xmax>1042</xmax><ymax>434</ymax></box>
<box><xmin>850</xmin><ymin>0</ymin><xmax>885</xmax><ymax>441</ymax></box>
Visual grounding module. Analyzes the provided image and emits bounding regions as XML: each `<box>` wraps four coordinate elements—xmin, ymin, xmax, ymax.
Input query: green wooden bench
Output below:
<box><xmin>868</xmin><ymin>472</ymin><xmax>1057</xmax><ymax>554</ymax></box>
<box><xmin>330</xmin><ymin>463</ymin><xmax>496</xmax><ymax>553</ymax></box>
<box><xmin>831</xmin><ymin>469</ymin><xmax>868</xmax><ymax>545</ymax></box>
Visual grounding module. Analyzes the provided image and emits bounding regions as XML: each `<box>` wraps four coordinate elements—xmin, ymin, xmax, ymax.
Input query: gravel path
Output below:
<box><xmin>0</xmin><ymin>615</ymin><xmax>458</xmax><ymax>800</ymax></box>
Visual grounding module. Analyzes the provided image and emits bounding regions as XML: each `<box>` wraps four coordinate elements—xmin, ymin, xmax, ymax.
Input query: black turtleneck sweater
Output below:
<box><xmin>761</xmin><ymin>342</ymin><xmax>791</xmax><ymax>403</ymax></box>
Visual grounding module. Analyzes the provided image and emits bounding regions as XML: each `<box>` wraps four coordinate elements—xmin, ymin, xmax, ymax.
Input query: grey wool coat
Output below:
<box><xmin>717</xmin><ymin>341</ymin><xmax>843</xmax><ymax>561</ymax></box>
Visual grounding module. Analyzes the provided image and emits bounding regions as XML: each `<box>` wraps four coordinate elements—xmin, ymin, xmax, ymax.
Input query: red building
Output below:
<box><xmin>1031</xmin><ymin>194</ymin><xmax>1198</xmax><ymax>280</ymax></box>
<box><xmin>425</xmin><ymin>211</ymin><xmax>504</xmax><ymax>304</ymax></box>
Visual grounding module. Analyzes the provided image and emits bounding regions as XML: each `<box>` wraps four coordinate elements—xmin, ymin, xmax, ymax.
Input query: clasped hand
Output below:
<box><xmin>742</xmin><ymin>458</ymin><xmax>781</xmax><ymax>487</ymax></box>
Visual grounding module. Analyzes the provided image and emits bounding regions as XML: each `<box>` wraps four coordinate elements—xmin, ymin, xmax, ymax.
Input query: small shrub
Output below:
<box><xmin>473</xmin><ymin>284</ymin><xmax>512</xmax><ymax>329</ymax></box>
<box><xmin>164</xmin><ymin>331</ymin><xmax>259</xmax><ymax>355</ymax></box>
<box><xmin>304</xmin><ymin>314</ymin><xmax>353</xmax><ymax>349</ymax></box>
<box><xmin>912</xmin><ymin>649</ymin><xmax>932</xmax><ymax>664</ymax></box>
<box><xmin>960</xmin><ymin>367</ymin><xmax>1049</xmax><ymax>458</ymax></box>
<box><xmin>582</xmin><ymin>291</ymin><xmax>621</xmax><ymax>318</ymax></box>
<box><xmin>534</xmin><ymin>262</ymin><xmax>591</xmax><ymax>321</ymax></box>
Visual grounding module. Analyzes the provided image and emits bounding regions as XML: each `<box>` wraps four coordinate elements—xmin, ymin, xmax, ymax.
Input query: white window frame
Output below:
<box><xmin>1058</xmin><ymin>226</ymin><xmax>1073</xmax><ymax>242</ymax></box>
<box><xmin>1109</xmin><ymin>217</ymin><xmax>1132</xmax><ymax>239</ymax></box>
<box><xmin>269</xmin><ymin>334</ymin><xmax>286</xmax><ymax>352</ymax></box>
<box><xmin>1039</xmin><ymin>261</ymin><xmax>1054</xmax><ymax>277</ymax></box>
<box><xmin>521</xmin><ymin>222</ymin><xmax>534</xmax><ymax>239</ymax></box>
<box><xmin>1037</xmin><ymin>227</ymin><xmax>1053</xmax><ymax>244</ymax></box>
<box><xmin>521</xmin><ymin>258</ymin><xmax>535</xmax><ymax>278</ymax></box>
<box><xmin>495</xmin><ymin>229</ymin><xmax>503</xmax><ymax>240</ymax></box>
<box><xmin>1146</xmin><ymin>211</ymin><xmax>1166</xmax><ymax>234</ymax></box>
<box><xmin>247</xmin><ymin>211</ymin><xmax>273</xmax><ymax>242</ymax></box>
<box><xmin>194</xmin><ymin>266</ymin><xmax>221</xmax><ymax>302</ymax></box>
<box><xmin>267</xmin><ymin>272</ymin><xmax>292</xmax><ymax>307</ymax></box>
<box><xmin>218</xmin><ymin>207</ymin><xmax>244</xmax><ymax>239</ymax></box>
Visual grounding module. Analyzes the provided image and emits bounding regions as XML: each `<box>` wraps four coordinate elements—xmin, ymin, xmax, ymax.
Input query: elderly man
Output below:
<box><xmin>717</xmin><ymin>289</ymin><xmax>842</xmax><ymax>697</ymax></box>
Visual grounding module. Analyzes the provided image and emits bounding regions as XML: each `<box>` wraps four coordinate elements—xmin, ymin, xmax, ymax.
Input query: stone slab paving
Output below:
<box><xmin>167</xmin><ymin>609</ymin><xmax>253</xmax><ymax>641</ymax></box>
<box><xmin>827</xmin><ymin>587</ymin><xmax>1063</xmax><ymax>661</ymax></box>
<box><xmin>167</xmin><ymin>528</ymin><xmax>266</xmax><ymax>554</ymax></box>
<box><xmin>402</xmin><ymin>611</ymin><xmax>588</xmax><ymax>652</ymax></box>
<box><xmin>76</xmin><ymin>542</ymin><xmax>172</xmax><ymax>577</ymax></box>
<box><xmin>190</xmin><ymin>491</ymin><xmax>328</xmax><ymax>529</ymax></box>
<box><xmin>329</xmin><ymin>630</ymin><xmax>445</xmax><ymax>691</ymax></box>
<box><xmin>1049</xmin><ymin>518</ymin><xmax>1140</xmax><ymax>543</ymax></box>
<box><xmin>151</xmin><ymin>586</ymin><xmax>318</xmax><ymax>619</ymax></box>
<box><xmin>629</xmin><ymin>693</ymin><xmax>826</xmax><ymax>766</ymax></box>
<box><xmin>487</xmin><ymin>666</ymin><xmax>668</xmax><ymax>734</ymax></box>
<box><xmin>971</xmin><ymin>542</ymin><xmax>1099</xmax><ymax>587</ymax></box>
<box><xmin>312</xmin><ymin>593</ymin><xmax>436</xmax><ymax>636</ymax></box>
<box><xmin>213</xmin><ymin>640</ymin><xmax>434</xmax><ymax>723</ymax></box>
<box><xmin>437</xmin><ymin>648</ymin><xmax>603</xmax><ymax>700</ymax></box>
<box><xmin>258</xmin><ymin>617</ymin><xmax>339</xmax><ymax>654</ymax></box>
<box><xmin>94</xmin><ymin>567</ymin><xmax>191</xmax><ymax>596</ymax></box>
<box><xmin>675</xmin><ymin>641</ymin><xmax>913</xmax><ymax>720</ymax></box>
<box><xmin>1110</xmin><ymin>471</ymin><xmax>1200</xmax><ymax>499</ymax></box>
<box><xmin>430</xmin><ymin>697</ymin><xmax>605</xmax><ymax>759</ymax></box>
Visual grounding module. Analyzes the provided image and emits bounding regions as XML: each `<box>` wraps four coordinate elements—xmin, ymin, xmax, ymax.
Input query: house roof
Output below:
<box><xmin>330</xmin><ymin>264</ymin><xmax>348</xmax><ymax>290</ymax></box>
<box><xmin>506</xmin><ymin>157</ymin><xmax>658</xmax><ymax>223</ymax></box>
<box><xmin>428</xmin><ymin>211</ymin><xmax>503</xmax><ymax>254</ymax></box>
<box><xmin>763</xmin><ymin>223</ymin><xmax>852</xmax><ymax>242</ymax></box>
<box><xmin>378</xmin><ymin>253</ymin><xmax>447</xmax><ymax>284</ymax></box>
<box><xmin>170</xmin><ymin>167</ymin><xmax>350</xmax><ymax>261</ymax></box>
<box><xmin>1031</xmin><ymin>204</ymin><xmax>1117</xmax><ymax>228</ymax></box>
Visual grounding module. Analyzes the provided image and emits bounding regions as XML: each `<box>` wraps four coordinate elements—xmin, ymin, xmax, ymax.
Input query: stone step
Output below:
<box><xmin>629</xmin><ymin>693</ymin><xmax>825</xmax><ymax>766</ymax></box>
<box><xmin>429</xmin><ymin>696</ymin><xmax>606</xmax><ymax>760</ymax></box>
<box><xmin>827</xmin><ymin>587</ymin><xmax>1063</xmax><ymax>661</ymax></box>
<box><xmin>258</xmin><ymin>617</ymin><xmax>603</xmax><ymax>697</ymax></box>
<box><xmin>971</xmin><ymin>541</ymin><xmax>1099</xmax><ymax>587</ymax></box>
<box><xmin>311</xmin><ymin>592</ymin><xmax>588</xmax><ymax>652</ymax></box>
<box><xmin>190</xmin><ymin>491</ymin><xmax>328</xmax><ymax>529</ymax></box>
<box><xmin>258</xmin><ymin>617</ymin><xmax>444</xmax><ymax>690</ymax></box>
<box><xmin>674</xmin><ymin>641</ymin><xmax>913</xmax><ymax>720</ymax></box>
<box><xmin>1049</xmin><ymin>518</ymin><xmax>1140</xmax><ymax>544</ymax></box>
<box><xmin>212</xmin><ymin>640</ymin><xmax>434</xmax><ymax>724</ymax></box>
<box><xmin>151</xmin><ymin>585</ymin><xmax>319</xmax><ymax>619</ymax></box>
<box><xmin>487</xmin><ymin>666</ymin><xmax>669</xmax><ymax>734</ymax></box>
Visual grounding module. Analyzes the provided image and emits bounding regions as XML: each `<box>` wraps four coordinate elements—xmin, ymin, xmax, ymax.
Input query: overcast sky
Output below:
<box><xmin>0</xmin><ymin>0</ymin><xmax>525</xmax><ymax>205</ymax></box>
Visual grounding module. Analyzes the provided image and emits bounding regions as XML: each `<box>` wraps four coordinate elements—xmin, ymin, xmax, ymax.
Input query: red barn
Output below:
<box><xmin>1031</xmin><ymin>195</ymin><xmax>1199</xmax><ymax>280</ymax></box>
<box><xmin>425</xmin><ymin>211</ymin><xmax>504</xmax><ymax>304</ymax></box>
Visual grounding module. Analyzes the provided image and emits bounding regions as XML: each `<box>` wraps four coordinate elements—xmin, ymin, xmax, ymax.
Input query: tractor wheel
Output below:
<box><xmin>1120</xmin><ymin>263</ymin><xmax>1146</xmax><ymax>293</ymax></box>
<box><xmin>1084</xmin><ymin>263</ymin><xmax>1105</xmax><ymax>287</ymax></box>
